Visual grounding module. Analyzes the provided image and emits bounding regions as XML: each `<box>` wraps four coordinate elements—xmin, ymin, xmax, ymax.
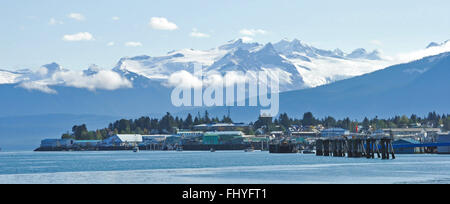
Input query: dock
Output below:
<box><xmin>315</xmin><ymin>137</ymin><xmax>396</xmax><ymax>160</ymax></box>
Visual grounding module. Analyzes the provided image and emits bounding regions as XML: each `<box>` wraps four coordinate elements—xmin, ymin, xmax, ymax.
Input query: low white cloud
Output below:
<box><xmin>52</xmin><ymin>70</ymin><xmax>132</xmax><ymax>91</ymax></box>
<box><xmin>68</xmin><ymin>13</ymin><xmax>85</xmax><ymax>21</ymax></box>
<box><xmin>240</xmin><ymin>29</ymin><xmax>267</xmax><ymax>36</ymax></box>
<box><xmin>107</xmin><ymin>42</ymin><xmax>115</xmax><ymax>46</ymax></box>
<box><xmin>16</xmin><ymin>66</ymin><xmax>132</xmax><ymax>94</ymax></box>
<box><xmin>125</xmin><ymin>41</ymin><xmax>143</xmax><ymax>47</ymax></box>
<box><xmin>49</xmin><ymin>18</ymin><xmax>63</xmax><ymax>25</ymax></box>
<box><xmin>18</xmin><ymin>81</ymin><xmax>57</xmax><ymax>94</ymax></box>
<box><xmin>190</xmin><ymin>29</ymin><xmax>210</xmax><ymax>38</ymax></box>
<box><xmin>149</xmin><ymin>17</ymin><xmax>178</xmax><ymax>31</ymax></box>
<box><xmin>62</xmin><ymin>32</ymin><xmax>94</xmax><ymax>41</ymax></box>
<box><xmin>112</xmin><ymin>16</ymin><xmax>120</xmax><ymax>21</ymax></box>
<box><xmin>167</xmin><ymin>70</ymin><xmax>203</xmax><ymax>89</ymax></box>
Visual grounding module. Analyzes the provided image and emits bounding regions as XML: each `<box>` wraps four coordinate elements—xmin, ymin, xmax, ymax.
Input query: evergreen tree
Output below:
<box><xmin>279</xmin><ymin>113</ymin><xmax>291</xmax><ymax>129</ymax></box>
<box><xmin>183</xmin><ymin>114</ymin><xmax>194</xmax><ymax>129</ymax></box>
<box><xmin>302</xmin><ymin>112</ymin><xmax>316</xmax><ymax>127</ymax></box>
<box><xmin>362</xmin><ymin>117</ymin><xmax>370</xmax><ymax>131</ymax></box>
<box><xmin>323</xmin><ymin>116</ymin><xmax>337</xmax><ymax>128</ymax></box>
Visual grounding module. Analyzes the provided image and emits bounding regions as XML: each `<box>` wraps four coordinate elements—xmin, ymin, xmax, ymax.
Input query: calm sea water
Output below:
<box><xmin>0</xmin><ymin>151</ymin><xmax>449</xmax><ymax>184</ymax></box>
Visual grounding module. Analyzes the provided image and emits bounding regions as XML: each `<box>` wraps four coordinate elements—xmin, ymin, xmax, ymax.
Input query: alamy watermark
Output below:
<box><xmin>170</xmin><ymin>64</ymin><xmax>279</xmax><ymax>116</ymax></box>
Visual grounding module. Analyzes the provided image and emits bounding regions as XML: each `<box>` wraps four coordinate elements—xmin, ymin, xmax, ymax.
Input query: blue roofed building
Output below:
<box><xmin>393</xmin><ymin>138</ymin><xmax>422</xmax><ymax>154</ymax></box>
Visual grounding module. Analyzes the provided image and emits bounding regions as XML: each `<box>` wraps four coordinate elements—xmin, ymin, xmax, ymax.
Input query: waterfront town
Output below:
<box><xmin>36</xmin><ymin>112</ymin><xmax>450</xmax><ymax>155</ymax></box>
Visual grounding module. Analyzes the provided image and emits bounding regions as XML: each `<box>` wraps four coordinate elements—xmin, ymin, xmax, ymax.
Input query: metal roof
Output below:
<box><xmin>74</xmin><ymin>140</ymin><xmax>101</xmax><ymax>143</ymax></box>
<box><xmin>114</xmin><ymin>134</ymin><xmax>143</xmax><ymax>143</ymax></box>
<box><xmin>204</xmin><ymin>131</ymin><xmax>244</xmax><ymax>136</ymax></box>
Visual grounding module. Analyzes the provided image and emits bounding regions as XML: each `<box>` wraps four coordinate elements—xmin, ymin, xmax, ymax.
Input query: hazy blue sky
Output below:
<box><xmin>1</xmin><ymin>0</ymin><xmax>449</xmax><ymax>70</ymax></box>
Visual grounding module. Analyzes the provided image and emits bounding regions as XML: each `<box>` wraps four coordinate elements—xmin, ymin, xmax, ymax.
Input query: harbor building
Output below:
<box><xmin>40</xmin><ymin>139</ymin><xmax>74</xmax><ymax>148</ymax></box>
<box><xmin>289</xmin><ymin>130</ymin><xmax>320</xmax><ymax>138</ymax></box>
<box><xmin>194</xmin><ymin>123</ymin><xmax>250</xmax><ymax>132</ymax></box>
<box><xmin>73</xmin><ymin>140</ymin><xmax>101</xmax><ymax>148</ymax></box>
<box><xmin>102</xmin><ymin>134</ymin><xmax>143</xmax><ymax>147</ymax></box>
<box><xmin>393</xmin><ymin>138</ymin><xmax>422</xmax><ymax>154</ymax></box>
<box><xmin>321</xmin><ymin>128</ymin><xmax>350</xmax><ymax>138</ymax></box>
<box><xmin>382</xmin><ymin>128</ymin><xmax>442</xmax><ymax>138</ymax></box>
<box><xmin>270</xmin><ymin>131</ymin><xmax>284</xmax><ymax>138</ymax></box>
<box><xmin>437</xmin><ymin>133</ymin><xmax>450</xmax><ymax>154</ymax></box>
<box><xmin>176</xmin><ymin>131</ymin><xmax>204</xmax><ymax>138</ymax></box>
<box><xmin>202</xmin><ymin>131</ymin><xmax>244</xmax><ymax>145</ymax></box>
<box><xmin>142</xmin><ymin>135</ymin><xmax>170</xmax><ymax>145</ymax></box>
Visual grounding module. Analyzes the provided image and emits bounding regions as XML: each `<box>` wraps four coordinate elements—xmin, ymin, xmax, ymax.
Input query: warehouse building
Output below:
<box><xmin>437</xmin><ymin>133</ymin><xmax>450</xmax><ymax>154</ymax></box>
<box><xmin>203</xmin><ymin>131</ymin><xmax>244</xmax><ymax>145</ymax></box>
<box><xmin>141</xmin><ymin>135</ymin><xmax>169</xmax><ymax>145</ymax></box>
<box><xmin>321</xmin><ymin>128</ymin><xmax>350</xmax><ymax>138</ymax></box>
<box><xmin>194</xmin><ymin>123</ymin><xmax>250</xmax><ymax>132</ymax></box>
<box><xmin>102</xmin><ymin>134</ymin><xmax>143</xmax><ymax>147</ymax></box>
<box><xmin>73</xmin><ymin>140</ymin><xmax>101</xmax><ymax>148</ymax></box>
<box><xmin>176</xmin><ymin>131</ymin><xmax>204</xmax><ymax>138</ymax></box>
<box><xmin>40</xmin><ymin>139</ymin><xmax>74</xmax><ymax>148</ymax></box>
<box><xmin>393</xmin><ymin>138</ymin><xmax>422</xmax><ymax>154</ymax></box>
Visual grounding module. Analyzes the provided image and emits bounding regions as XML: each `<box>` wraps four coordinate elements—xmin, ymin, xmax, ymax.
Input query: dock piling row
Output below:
<box><xmin>316</xmin><ymin>137</ymin><xmax>395</xmax><ymax>160</ymax></box>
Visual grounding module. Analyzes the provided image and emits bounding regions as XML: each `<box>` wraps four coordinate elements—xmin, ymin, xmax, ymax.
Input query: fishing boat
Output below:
<box><xmin>302</xmin><ymin>149</ymin><xmax>316</xmax><ymax>154</ymax></box>
<box><xmin>244</xmin><ymin>147</ymin><xmax>255</xmax><ymax>152</ymax></box>
<box><xmin>269</xmin><ymin>141</ymin><xmax>299</xmax><ymax>154</ymax></box>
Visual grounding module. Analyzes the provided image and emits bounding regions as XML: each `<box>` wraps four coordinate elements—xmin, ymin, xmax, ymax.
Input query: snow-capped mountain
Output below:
<box><xmin>204</xmin><ymin>51</ymin><xmax>450</xmax><ymax>122</ymax></box>
<box><xmin>111</xmin><ymin>38</ymin><xmax>390</xmax><ymax>92</ymax></box>
<box><xmin>0</xmin><ymin>69</ymin><xmax>22</xmax><ymax>84</ymax></box>
<box><xmin>1</xmin><ymin>39</ymin><xmax>449</xmax><ymax>94</ymax></box>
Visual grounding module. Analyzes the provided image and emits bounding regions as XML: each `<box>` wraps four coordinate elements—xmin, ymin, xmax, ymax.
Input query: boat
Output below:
<box><xmin>269</xmin><ymin>142</ymin><xmax>299</xmax><ymax>154</ymax></box>
<box><xmin>302</xmin><ymin>149</ymin><xmax>316</xmax><ymax>154</ymax></box>
<box><xmin>133</xmin><ymin>147</ymin><xmax>140</xmax><ymax>153</ymax></box>
<box><xmin>244</xmin><ymin>147</ymin><xmax>255</xmax><ymax>152</ymax></box>
<box><xmin>176</xmin><ymin>146</ymin><xmax>183</xmax><ymax>152</ymax></box>
<box><xmin>210</xmin><ymin>148</ymin><xmax>216</xmax><ymax>152</ymax></box>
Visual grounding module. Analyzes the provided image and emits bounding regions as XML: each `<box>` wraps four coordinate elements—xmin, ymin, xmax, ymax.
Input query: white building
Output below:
<box><xmin>142</xmin><ymin>135</ymin><xmax>169</xmax><ymax>144</ymax></box>
<box><xmin>177</xmin><ymin>131</ymin><xmax>204</xmax><ymax>138</ymax></box>
<box><xmin>102</xmin><ymin>134</ymin><xmax>143</xmax><ymax>147</ymax></box>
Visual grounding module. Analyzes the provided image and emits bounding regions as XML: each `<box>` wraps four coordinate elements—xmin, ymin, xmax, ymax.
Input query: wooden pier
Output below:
<box><xmin>315</xmin><ymin>137</ymin><xmax>395</xmax><ymax>160</ymax></box>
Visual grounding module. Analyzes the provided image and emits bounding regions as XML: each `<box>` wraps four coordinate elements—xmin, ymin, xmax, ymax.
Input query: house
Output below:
<box><xmin>393</xmin><ymin>138</ymin><xmax>422</xmax><ymax>154</ymax></box>
<box><xmin>102</xmin><ymin>134</ymin><xmax>143</xmax><ymax>147</ymax></box>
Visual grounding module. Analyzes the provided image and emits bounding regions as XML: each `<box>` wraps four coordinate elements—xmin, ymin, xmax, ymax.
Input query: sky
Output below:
<box><xmin>1</xmin><ymin>0</ymin><xmax>450</xmax><ymax>71</ymax></box>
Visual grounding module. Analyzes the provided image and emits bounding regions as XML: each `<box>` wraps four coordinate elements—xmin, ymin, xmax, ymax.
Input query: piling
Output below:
<box><xmin>316</xmin><ymin>139</ymin><xmax>323</xmax><ymax>156</ymax></box>
<box><xmin>315</xmin><ymin>137</ymin><xmax>395</xmax><ymax>160</ymax></box>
